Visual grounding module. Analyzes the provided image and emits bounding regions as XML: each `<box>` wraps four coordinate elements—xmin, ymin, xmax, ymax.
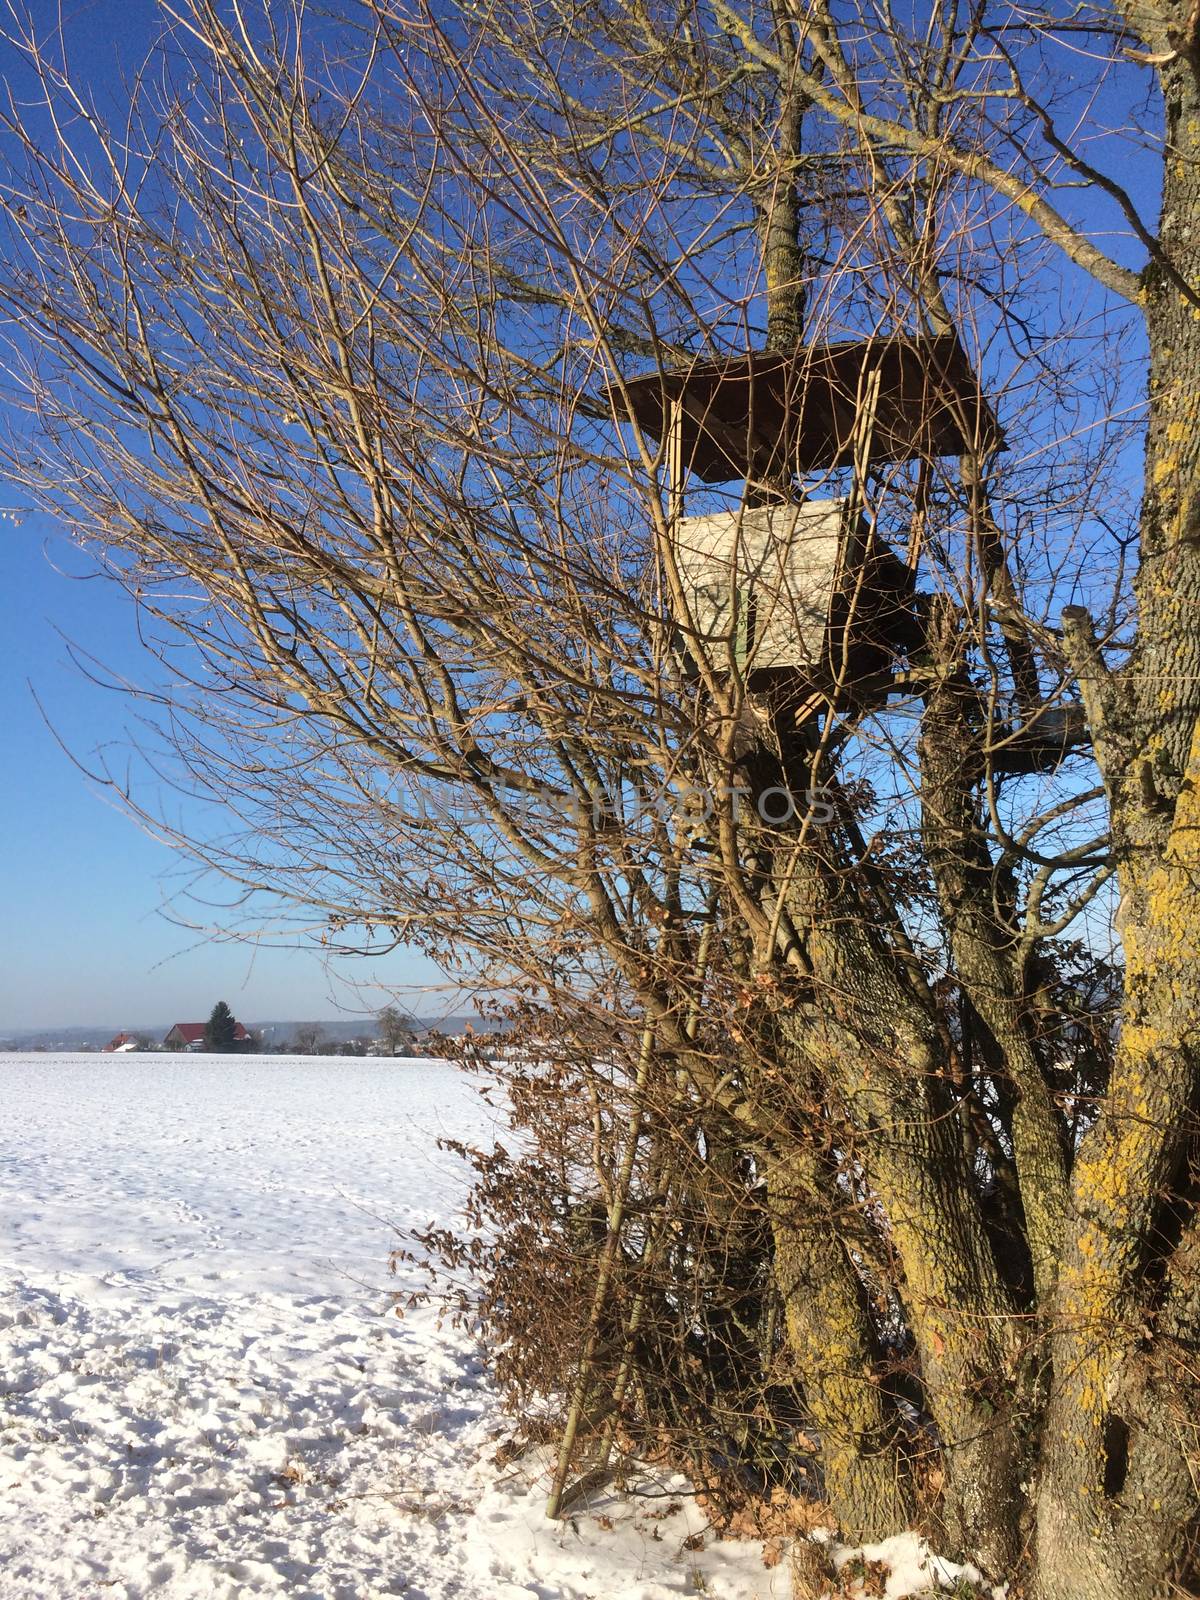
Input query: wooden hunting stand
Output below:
<box><xmin>613</xmin><ymin>330</ymin><xmax>1002</xmax><ymax>717</ymax></box>
<box><xmin>544</xmin><ymin>333</ymin><xmax>1076</xmax><ymax>1524</ymax></box>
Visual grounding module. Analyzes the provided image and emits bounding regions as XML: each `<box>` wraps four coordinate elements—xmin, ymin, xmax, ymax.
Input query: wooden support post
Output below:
<box><xmin>848</xmin><ymin>365</ymin><xmax>882</xmax><ymax>528</ymax></box>
<box><xmin>824</xmin><ymin>365</ymin><xmax>882</xmax><ymax>699</ymax></box>
<box><xmin>907</xmin><ymin>456</ymin><xmax>930</xmax><ymax>571</ymax></box>
<box><xmin>684</xmin><ymin>904</ymin><xmax>716</xmax><ymax>1043</ymax></box>
<box><xmin>582</xmin><ymin>1188</ymin><xmax>669</xmax><ymax>1499</ymax></box>
<box><xmin>549</xmin><ymin>901</ymin><xmax>717</xmax><ymax>1516</ymax></box>
<box><xmin>546</xmin><ymin>1022</ymin><xmax>657</xmax><ymax>1520</ymax></box>
<box><xmin>666</xmin><ymin>396</ymin><xmax>684</xmax><ymax>528</ymax></box>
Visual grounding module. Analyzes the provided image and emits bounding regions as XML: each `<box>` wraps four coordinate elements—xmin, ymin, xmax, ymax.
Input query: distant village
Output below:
<box><xmin>0</xmin><ymin>1004</ymin><xmax>467</xmax><ymax>1057</ymax></box>
<box><xmin>102</xmin><ymin>1006</ymin><xmax>438</xmax><ymax>1057</ymax></box>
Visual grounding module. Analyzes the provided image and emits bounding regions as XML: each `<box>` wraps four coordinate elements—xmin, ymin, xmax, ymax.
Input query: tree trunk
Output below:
<box><xmin>1034</xmin><ymin>53</ymin><xmax>1200</xmax><ymax>1600</ymax></box>
<box><xmin>775</xmin><ymin>858</ymin><xmax>1026</xmax><ymax>1575</ymax></box>
<box><xmin>764</xmin><ymin>1145</ymin><xmax>912</xmax><ymax>1540</ymax></box>
<box><xmin>919</xmin><ymin>597</ymin><xmax>1069</xmax><ymax>1306</ymax></box>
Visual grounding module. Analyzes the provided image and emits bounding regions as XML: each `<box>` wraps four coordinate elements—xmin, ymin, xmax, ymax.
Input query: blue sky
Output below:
<box><xmin>1</xmin><ymin>511</ymin><xmax>444</xmax><ymax>1029</ymax></box>
<box><xmin>0</xmin><ymin>2</ymin><xmax>445</xmax><ymax>1031</ymax></box>
<box><xmin>0</xmin><ymin>2</ymin><xmax>1155</xmax><ymax>1029</ymax></box>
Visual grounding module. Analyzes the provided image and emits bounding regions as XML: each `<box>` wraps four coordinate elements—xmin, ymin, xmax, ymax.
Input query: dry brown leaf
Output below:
<box><xmin>761</xmin><ymin>1536</ymin><xmax>785</xmax><ymax>1569</ymax></box>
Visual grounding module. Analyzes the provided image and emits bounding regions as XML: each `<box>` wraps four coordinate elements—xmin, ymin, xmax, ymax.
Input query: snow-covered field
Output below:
<box><xmin>0</xmin><ymin>1055</ymin><xmax>797</xmax><ymax>1600</ymax></box>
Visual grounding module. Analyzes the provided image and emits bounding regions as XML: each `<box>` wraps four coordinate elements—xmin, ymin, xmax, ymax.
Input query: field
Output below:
<box><xmin>0</xmin><ymin>1055</ymin><xmax>792</xmax><ymax>1599</ymax></box>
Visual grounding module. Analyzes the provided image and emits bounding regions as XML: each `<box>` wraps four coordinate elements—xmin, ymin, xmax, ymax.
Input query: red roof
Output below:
<box><xmin>166</xmin><ymin>1020</ymin><xmax>250</xmax><ymax>1043</ymax></box>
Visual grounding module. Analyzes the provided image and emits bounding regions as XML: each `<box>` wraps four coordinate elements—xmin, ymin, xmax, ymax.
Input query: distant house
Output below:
<box><xmin>164</xmin><ymin>1020</ymin><xmax>250</xmax><ymax>1052</ymax></box>
<box><xmin>103</xmin><ymin>1031</ymin><xmax>141</xmax><ymax>1054</ymax></box>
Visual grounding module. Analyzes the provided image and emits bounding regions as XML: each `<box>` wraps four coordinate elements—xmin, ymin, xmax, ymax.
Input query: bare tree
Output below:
<box><xmin>2</xmin><ymin>2</ymin><xmax>1199</xmax><ymax>1594</ymax></box>
<box><xmin>377</xmin><ymin>1005</ymin><xmax>413</xmax><ymax>1056</ymax></box>
<box><xmin>290</xmin><ymin>1023</ymin><xmax>327</xmax><ymax>1057</ymax></box>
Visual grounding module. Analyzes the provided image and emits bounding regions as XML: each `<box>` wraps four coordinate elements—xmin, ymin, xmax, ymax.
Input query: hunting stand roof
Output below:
<box><xmin>609</xmin><ymin>331</ymin><xmax>1001</xmax><ymax>482</ymax></box>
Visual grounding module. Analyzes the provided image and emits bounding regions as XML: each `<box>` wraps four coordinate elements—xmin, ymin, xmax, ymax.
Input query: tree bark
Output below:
<box><xmin>1034</xmin><ymin>54</ymin><xmax>1200</xmax><ymax>1600</ymax></box>
<box><xmin>776</xmin><ymin>855</ymin><xmax>1026</xmax><ymax>1574</ymax></box>
<box><xmin>764</xmin><ymin>1144</ymin><xmax>912</xmax><ymax>1540</ymax></box>
<box><xmin>919</xmin><ymin>599</ymin><xmax>1069</xmax><ymax>1306</ymax></box>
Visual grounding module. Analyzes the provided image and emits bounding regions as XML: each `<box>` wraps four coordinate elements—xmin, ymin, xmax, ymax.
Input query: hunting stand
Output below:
<box><xmin>616</xmin><ymin>331</ymin><xmax>1002</xmax><ymax>712</ymax></box>
<box><xmin>612</xmin><ymin>330</ymin><xmax>1086</xmax><ymax>769</ymax></box>
<box><xmin>545</xmin><ymin>332</ymin><xmax>1079</xmax><ymax>1523</ymax></box>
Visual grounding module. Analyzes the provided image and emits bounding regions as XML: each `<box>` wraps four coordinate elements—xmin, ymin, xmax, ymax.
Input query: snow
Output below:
<box><xmin>829</xmin><ymin>1532</ymin><xmax>1004</xmax><ymax>1598</ymax></box>
<box><xmin>0</xmin><ymin>1054</ymin><xmax>791</xmax><ymax>1599</ymax></box>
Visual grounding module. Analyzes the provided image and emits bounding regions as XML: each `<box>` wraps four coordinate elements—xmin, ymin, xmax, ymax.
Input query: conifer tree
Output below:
<box><xmin>203</xmin><ymin>1001</ymin><xmax>238</xmax><ymax>1054</ymax></box>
